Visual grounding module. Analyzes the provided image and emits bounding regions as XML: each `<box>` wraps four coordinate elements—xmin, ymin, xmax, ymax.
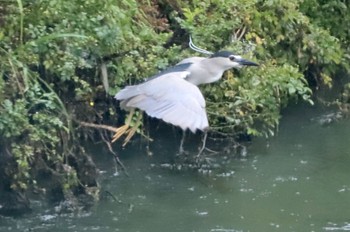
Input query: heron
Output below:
<box><xmin>113</xmin><ymin>39</ymin><xmax>258</xmax><ymax>155</ymax></box>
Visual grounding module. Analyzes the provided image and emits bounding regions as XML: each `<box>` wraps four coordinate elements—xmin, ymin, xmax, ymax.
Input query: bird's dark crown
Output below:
<box><xmin>210</xmin><ymin>51</ymin><xmax>235</xmax><ymax>58</ymax></box>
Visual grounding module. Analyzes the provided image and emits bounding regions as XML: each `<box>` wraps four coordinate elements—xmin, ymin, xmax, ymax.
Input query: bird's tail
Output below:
<box><xmin>115</xmin><ymin>85</ymin><xmax>141</xmax><ymax>100</ymax></box>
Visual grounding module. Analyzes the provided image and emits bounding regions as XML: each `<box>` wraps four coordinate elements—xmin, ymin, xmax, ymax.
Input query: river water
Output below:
<box><xmin>1</xmin><ymin>103</ymin><xmax>350</xmax><ymax>231</ymax></box>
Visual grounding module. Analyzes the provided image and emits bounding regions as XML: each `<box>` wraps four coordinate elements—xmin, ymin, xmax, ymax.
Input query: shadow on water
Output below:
<box><xmin>1</xmin><ymin>102</ymin><xmax>350</xmax><ymax>232</ymax></box>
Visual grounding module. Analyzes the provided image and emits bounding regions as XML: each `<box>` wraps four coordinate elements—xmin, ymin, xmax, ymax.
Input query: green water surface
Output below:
<box><xmin>1</xmin><ymin>104</ymin><xmax>350</xmax><ymax>232</ymax></box>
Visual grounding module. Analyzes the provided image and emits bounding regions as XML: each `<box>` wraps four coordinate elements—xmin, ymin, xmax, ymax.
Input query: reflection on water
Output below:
<box><xmin>1</xmin><ymin>103</ymin><xmax>350</xmax><ymax>232</ymax></box>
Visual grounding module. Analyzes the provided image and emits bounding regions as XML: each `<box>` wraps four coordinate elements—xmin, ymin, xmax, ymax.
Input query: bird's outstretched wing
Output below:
<box><xmin>115</xmin><ymin>71</ymin><xmax>208</xmax><ymax>133</ymax></box>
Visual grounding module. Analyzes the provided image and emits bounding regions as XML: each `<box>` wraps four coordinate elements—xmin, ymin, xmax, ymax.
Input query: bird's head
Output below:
<box><xmin>210</xmin><ymin>51</ymin><xmax>258</xmax><ymax>70</ymax></box>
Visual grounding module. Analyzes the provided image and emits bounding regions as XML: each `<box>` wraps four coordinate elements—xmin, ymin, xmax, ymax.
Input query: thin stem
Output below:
<box><xmin>16</xmin><ymin>0</ymin><xmax>24</xmax><ymax>45</ymax></box>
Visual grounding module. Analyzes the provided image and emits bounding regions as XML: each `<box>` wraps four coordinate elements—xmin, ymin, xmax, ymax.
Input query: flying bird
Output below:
<box><xmin>114</xmin><ymin>39</ymin><xmax>258</xmax><ymax>155</ymax></box>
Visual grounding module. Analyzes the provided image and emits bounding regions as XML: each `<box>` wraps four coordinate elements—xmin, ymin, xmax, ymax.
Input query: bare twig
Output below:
<box><xmin>231</xmin><ymin>26</ymin><xmax>256</xmax><ymax>54</ymax></box>
<box><xmin>99</xmin><ymin>130</ymin><xmax>129</xmax><ymax>177</ymax></box>
<box><xmin>232</xmin><ymin>26</ymin><xmax>247</xmax><ymax>41</ymax></box>
<box><xmin>103</xmin><ymin>190</ymin><xmax>121</xmax><ymax>203</ymax></box>
<box><xmin>77</xmin><ymin>120</ymin><xmax>118</xmax><ymax>132</ymax></box>
<box><xmin>76</xmin><ymin>120</ymin><xmax>129</xmax><ymax>175</ymax></box>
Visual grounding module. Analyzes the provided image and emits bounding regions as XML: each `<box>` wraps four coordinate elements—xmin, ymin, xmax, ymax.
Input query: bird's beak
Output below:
<box><xmin>238</xmin><ymin>58</ymin><xmax>259</xmax><ymax>66</ymax></box>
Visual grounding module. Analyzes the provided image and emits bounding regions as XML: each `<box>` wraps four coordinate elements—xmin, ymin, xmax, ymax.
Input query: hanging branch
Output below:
<box><xmin>99</xmin><ymin>130</ymin><xmax>129</xmax><ymax>177</ymax></box>
<box><xmin>76</xmin><ymin>120</ymin><xmax>129</xmax><ymax>176</ymax></box>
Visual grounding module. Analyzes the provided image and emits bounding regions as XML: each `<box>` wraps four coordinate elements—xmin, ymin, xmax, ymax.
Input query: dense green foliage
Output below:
<box><xmin>0</xmin><ymin>0</ymin><xmax>349</xmax><ymax>205</ymax></box>
<box><xmin>165</xmin><ymin>0</ymin><xmax>348</xmax><ymax>136</ymax></box>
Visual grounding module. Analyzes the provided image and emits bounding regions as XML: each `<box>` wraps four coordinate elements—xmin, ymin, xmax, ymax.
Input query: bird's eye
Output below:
<box><xmin>229</xmin><ymin>55</ymin><xmax>235</xmax><ymax>61</ymax></box>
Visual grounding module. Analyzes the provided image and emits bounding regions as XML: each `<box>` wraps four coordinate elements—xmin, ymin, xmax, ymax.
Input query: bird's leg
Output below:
<box><xmin>196</xmin><ymin>131</ymin><xmax>218</xmax><ymax>159</ymax></box>
<box><xmin>111</xmin><ymin>109</ymin><xmax>135</xmax><ymax>143</ymax></box>
<box><xmin>178</xmin><ymin>130</ymin><xmax>186</xmax><ymax>155</ymax></box>
<box><xmin>197</xmin><ymin>131</ymin><xmax>208</xmax><ymax>157</ymax></box>
<box><xmin>122</xmin><ymin>111</ymin><xmax>143</xmax><ymax>147</ymax></box>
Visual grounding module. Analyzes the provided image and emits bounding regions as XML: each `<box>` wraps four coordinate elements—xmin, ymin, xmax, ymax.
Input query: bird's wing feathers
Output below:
<box><xmin>115</xmin><ymin>71</ymin><xmax>208</xmax><ymax>132</ymax></box>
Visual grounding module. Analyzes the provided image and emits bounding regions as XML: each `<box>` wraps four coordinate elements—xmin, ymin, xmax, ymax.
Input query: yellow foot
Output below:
<box><xmin>111</xmin><ymin>124</ymin><xmax>130</xmax><ymax>143</ymax></box>
<box><xmin>110</xmin><ymin>124</ymin><xmax>138</xmax><ymax>146</ymax></box>
<box><xmin>111</xmin><ymin>109</ymin><xmax>143</xmax><ymax>146</ymax></box>
<box><xmin>122</xmin><ymin>126</ymin><xmax>138</xmax><ymax>147</ymax></box>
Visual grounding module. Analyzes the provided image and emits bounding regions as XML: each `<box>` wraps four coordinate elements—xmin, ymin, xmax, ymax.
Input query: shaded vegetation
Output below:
<box><xmin>0</xmin><ymin>0</ymin><xmax>349</xmax><ymax>214</ymax></box>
